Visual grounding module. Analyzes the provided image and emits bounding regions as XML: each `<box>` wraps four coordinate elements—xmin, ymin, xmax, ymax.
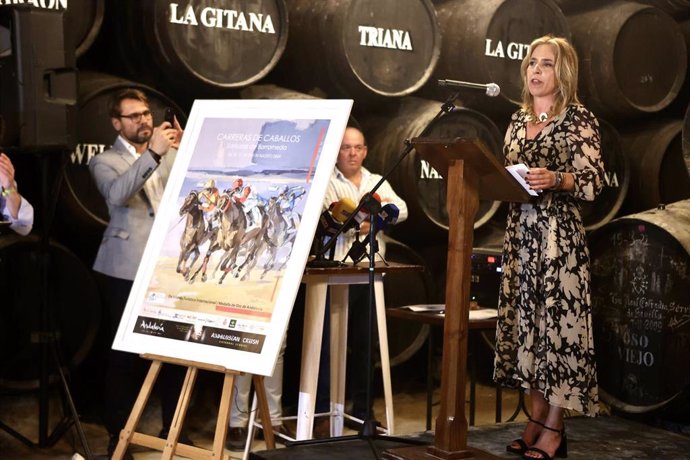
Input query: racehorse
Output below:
<box><xmin>230</xmin><ymin>195</ymin><xmax>300</xmax><ymax>281</ymax></box>
<box><xmin>176</xmin><ymin>191</ymin><xmax>214</xmax><ymax>278</ymax></box>
<box><xmin>188</xmin><ymin>191</ymin><xmax>247</xmax><ymax>284</ymax></box>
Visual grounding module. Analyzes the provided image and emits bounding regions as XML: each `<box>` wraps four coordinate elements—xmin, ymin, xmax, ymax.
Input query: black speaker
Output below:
<box><xmin>470</xmin><ymin>248</ymin><xmax>502</xmax><ymax>308</ymax></box>
<box><xmin>0</xmin><ymin>6</ymin><xmax>77</xmax><ymax>150</ymax></box>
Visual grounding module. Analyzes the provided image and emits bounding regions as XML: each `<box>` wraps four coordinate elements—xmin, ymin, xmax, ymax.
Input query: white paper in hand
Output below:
<box><xmin>506</xmin><ymin>163</ymin><xmax>539</xmax><ymax>196</ymax></box>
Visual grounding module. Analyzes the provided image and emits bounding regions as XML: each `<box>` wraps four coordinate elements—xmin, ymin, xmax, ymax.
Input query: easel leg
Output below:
<box><xmin>252</xmin><ymin>375</ymin><xmax>276</xmax><ymax>449</ymax></box>
<box><xmin>213</xmin><ymin>372</ymin><xmax>236</xmax><ymax>457</ymax></box>
<box><xmin>161</xmin><ymin>366</ymin><xmax>198</xmax><ymax>460</ymax></box>
<box><xmin>113</xmin><ymin>360</ymin><xmax>162</xmax><ymax>460</ymax></box>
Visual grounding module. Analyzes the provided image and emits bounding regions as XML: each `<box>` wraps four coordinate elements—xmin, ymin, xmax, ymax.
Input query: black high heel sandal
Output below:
<box><xmin>521</xmin><ymin>424</ymin><xmax>567</xmax><ymax>460</ymax></box>
<box><xmin>506</xmin><ymin>417</ymin><xmax>545</xmax><ymax>455</ymax></box>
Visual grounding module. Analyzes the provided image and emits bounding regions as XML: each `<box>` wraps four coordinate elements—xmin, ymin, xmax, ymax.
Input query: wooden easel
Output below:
<box><xmin>112</xmin><ymin>354</ymin><xmax>275</xmax><ymax>460</ymax></box>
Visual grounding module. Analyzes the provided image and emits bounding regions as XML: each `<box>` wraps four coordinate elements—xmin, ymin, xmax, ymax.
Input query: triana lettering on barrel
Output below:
<box><xmin>169</xmin><ymin>3</ymin><xmax>276</xmax><ymax>34</ymax></box>
<box><xmin>358</xmin><ymin>26</ymin><xmax>413</xmax><ymax>51</ymax></box>
<box><xmin>0</xmin><ymin>0</ymin><xmax>65</xmax><ymax>8</ymax></box>
<box><xmin>484</xmin><ymin>38</ymin><xmax>530</xmax><ymax>60</ymax></box>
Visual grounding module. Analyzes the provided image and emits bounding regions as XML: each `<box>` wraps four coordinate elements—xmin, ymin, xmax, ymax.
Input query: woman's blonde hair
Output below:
<box><xmin>520</xmin><ymin>35</ymin><xmax>580</xmax><ymax>117</ymax></box>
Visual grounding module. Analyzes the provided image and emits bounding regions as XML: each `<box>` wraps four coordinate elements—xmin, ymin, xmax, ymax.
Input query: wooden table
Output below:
<box><xmin>386</xmin><ymin>306</ymin><xmax>522</xmax><ymax>430</ymax></box>
<box><xmin>296</xmin><ymin>262</ymin><xmax>423</xmax><ymax>440</ymax></box>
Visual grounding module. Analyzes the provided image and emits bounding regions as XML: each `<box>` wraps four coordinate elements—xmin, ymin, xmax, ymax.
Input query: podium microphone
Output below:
<box><xmin>437</xmin><ymin>79</ymin><xmax>501</xmax><ymax>97</ymax></box>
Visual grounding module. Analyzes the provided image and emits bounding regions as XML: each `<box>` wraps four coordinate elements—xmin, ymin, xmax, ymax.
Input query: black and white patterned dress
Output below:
<box><xmin>493</xmin><ymin>104</ymin><xmax>604</xmax><ymax>416</ymax></box>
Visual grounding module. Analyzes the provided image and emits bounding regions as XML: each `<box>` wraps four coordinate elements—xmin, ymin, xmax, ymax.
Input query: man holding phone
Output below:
<box><xmin>89</xmin><ymin>89</ymin><xmax>185</xmax><ymax>458</ymax></box>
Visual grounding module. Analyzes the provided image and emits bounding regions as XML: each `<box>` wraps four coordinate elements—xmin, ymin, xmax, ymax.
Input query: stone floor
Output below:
<box><xmin>3</xmin><ymin>369</ymin><xmax>690</xmax><ymax>459</ymax></box>
<box><xmin>0</xmin><ymin>376</ymin><xmax>522</xmax><ymax>459</ymax></box>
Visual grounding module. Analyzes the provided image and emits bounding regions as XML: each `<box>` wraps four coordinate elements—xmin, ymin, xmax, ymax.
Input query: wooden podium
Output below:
<box><xmin>383</xmin><ymin>137</ymin><xmax>531</xmax><ymax>460</ymax></box>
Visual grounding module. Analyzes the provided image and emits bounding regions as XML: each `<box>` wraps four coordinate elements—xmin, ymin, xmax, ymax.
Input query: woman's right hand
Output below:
<box><xmin>525</xmin><ymin>167</ymin><xmax>557</xmax><ymax>191</ymax></box>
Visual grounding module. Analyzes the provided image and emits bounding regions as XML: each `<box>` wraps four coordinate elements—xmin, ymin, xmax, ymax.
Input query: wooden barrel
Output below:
<box><xmin>432</xmin><ymin>0</ymin><xmax>570</xmax><ymax>115</ymax></box>
<box><xmin>620</xmin><ymin>119</ymin><xmax>690</xmax><ymax>214</ymax></box>
<box><xmin>589</xmin><ymin>200</ymin><xmax>690</xmax><ymax>415</ymax></box>
<box><xmin>551</xmin><ymin>0</ymin><xmax>602</xmax><ymax>14</ymax></box>
<box><xmin>362</xmin><ymin>97</ymin><xmax>504</xmax><ymax>244</ymax></box>
<box><xmin>381</xmin><ymin>236</ymin><xmax>434</xmax><ymax>367</ymax></box>
<box><xmin>273</xmin><ymin>0</ymin><xmax>441</xmax><ymax>100</ymax></box>
<box><xmin>0</xmin><ymin>235</ymin><xmax>101</xmax><ymax>390</ymax></box>
<box><xmin>635</xmin><ymin>0</ymin><xmax>690</xmax><ymax>20</ymax></box>
<box><xmin>240</xmin><ymin>84</ymin><xmax>320</xmax><ymax>101</ymax></box>
<box><xmin>101</xmin><ymin>0</ymin><xmax>287</xmax><ymax>91</ymax></box>
<box><xmin>682</xmin><ymin>105</ymin><xmax>690</xmax><ymax>171</ymax></box>
<box><xmin>568</xmin><ymin>1</ymin><xmax>687</xmax><ymax>119</ymax></box>
<box><xmin>0</xmin><ymin>0</ymin><xmax>104</xmax><ymax>57</ymax></box>
<box><xmin>581</xmin><ymin>119</ymin><xmax>629</xmax><ymax>231</ymax></box>
<box><xmin>55</xmin><ymin>72</ymin><xmax>186</xmax><ymax>265</ymax></box>
<box><xmin>239</xmin><ymin>84</ymin><xmax>361</xmax><ymax>130</ymax></box>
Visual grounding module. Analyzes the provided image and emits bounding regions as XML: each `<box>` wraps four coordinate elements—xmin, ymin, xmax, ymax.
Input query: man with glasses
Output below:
<box><xmin>89</xmin><ymin>88</ymin><xmax>185</xmax><ymax>458</ymax></box>
<box><xmin>313</xmin><ymin>126</ymin><xmax>408</xmax><ymax>437</ymax></box>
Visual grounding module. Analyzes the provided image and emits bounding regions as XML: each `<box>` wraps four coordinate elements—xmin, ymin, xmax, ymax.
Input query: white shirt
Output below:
<box><xmin>323</xmin><ymin>166</ymin><xmax>408</xmax><ymax>262</ymax></box>
<box><xmin>119</xmin><ymin>135</ymin><xmax>164</xmax><ymax>214</ymax></box>
<box><xmin>1</xmin><ymin>191</ymin><xmax>34</xmax><ymax>236</ymax></box>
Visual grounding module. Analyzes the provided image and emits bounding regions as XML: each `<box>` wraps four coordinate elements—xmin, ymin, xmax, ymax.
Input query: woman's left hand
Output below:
<box><xmin>525</xmin><ymin>167</ymin><xmax>557</xmax><ymax>191</ymax></box>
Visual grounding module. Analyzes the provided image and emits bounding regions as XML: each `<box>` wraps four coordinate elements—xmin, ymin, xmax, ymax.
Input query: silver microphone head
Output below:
<box><xmin>485</xmin><ymin>83</ymin><xmax>501</xmax><ymax>97</ymax></box>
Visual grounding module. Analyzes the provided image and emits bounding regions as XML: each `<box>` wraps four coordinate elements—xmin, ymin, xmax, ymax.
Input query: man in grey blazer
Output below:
<box><xmin>89</xmin><ymin>88</ymin><xmax>184</xmax><ymax>458</ymax></box>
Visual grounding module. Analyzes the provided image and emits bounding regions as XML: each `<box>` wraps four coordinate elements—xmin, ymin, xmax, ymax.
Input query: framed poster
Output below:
<box><xmin>113</xmin><ymin>99</ymin><xmax>353</xmax><ymax>376</ymax></box>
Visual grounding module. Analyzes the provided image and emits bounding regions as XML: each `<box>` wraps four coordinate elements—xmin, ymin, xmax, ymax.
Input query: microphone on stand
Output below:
<box><xmin>330</xmin><ymin>197</ymin><xmax>358</xmax><ymax>229</ymax></box>
<box><xmin>437</xmin><ymin>79</ymin><xmax>501</xmax><ymax>97</ymax></box>
<box><xmin>308</xmin><ymin>197</ymin><xmax>358</xmax><ymax>267</ymax></box>
<box><xmin>351</xmin><ymin>192</ymin><xmax>381</xmax><ymax>227</ymax></box>
<box><xmin>344</xmin><ymin>203</ymin><xmax>400</xmax><ymax>264</ymax></box>
<box><xmin>378</xmin><ymin>203</ymin><xmax>400</xmax><ymax>228</ymax></box>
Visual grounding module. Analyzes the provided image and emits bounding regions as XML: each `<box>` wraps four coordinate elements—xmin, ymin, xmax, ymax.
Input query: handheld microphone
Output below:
<box><xmin>317</xmin><ymin>208</ymin><xmax>342</xmax><ymax>237</ymax></box>
<box><xmin>354</xmin><ymin>192</ymin><xmax>381</xmax><ymax>224</ymax></box>
<box><xmin>370</xmin><ymin>203</ymin><xmax>400</xmax><ymax>233</ymax></box>
<box><xmin>437</xmin><ymin>79</ymin><xmax>501</xmax><ymax>97</ymax></box>
<box><xmin>315</xmin><ymin>196</ymin><xmax>361</xmax><ymax>239</ymax></box>
<box><xmin>329</xmin><ymin>197</ymin><xmax>357</xmax><ymax>224</ymax></box>
<box><xmin>310</xmin><ymin>198</ymin><xmax>358</xmax><ymax>267</ymax></box>
<box><xmin>344</xmin><ymin>202</ymin><xmax>400</xmax><ymax>264</ymax></box>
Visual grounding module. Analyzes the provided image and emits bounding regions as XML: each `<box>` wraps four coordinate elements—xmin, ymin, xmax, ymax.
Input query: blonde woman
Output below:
<box><xmin>494</xmin><ymin>35</ymin><xmax>604</xmax><ymax>460</ymax></box>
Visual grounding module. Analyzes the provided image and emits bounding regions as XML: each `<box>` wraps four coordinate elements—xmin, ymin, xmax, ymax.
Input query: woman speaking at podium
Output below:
<box><xmin>493</xmin><ymin>35</ymin><xmax>604</xmax><ymax>460</ymax></box>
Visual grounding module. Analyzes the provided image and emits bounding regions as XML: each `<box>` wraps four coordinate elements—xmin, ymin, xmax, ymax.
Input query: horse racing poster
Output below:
<box><xmin>113</xmin><ymin>99</ymin><xmax>353</xmax><ymax>376</ymax></box>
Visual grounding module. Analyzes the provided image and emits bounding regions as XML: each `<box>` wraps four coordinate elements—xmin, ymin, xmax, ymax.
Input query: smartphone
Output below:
<box><xmin>164</xmin><ymin>107</ymin><xmax>175</xmax><ymax>125</ymax></box>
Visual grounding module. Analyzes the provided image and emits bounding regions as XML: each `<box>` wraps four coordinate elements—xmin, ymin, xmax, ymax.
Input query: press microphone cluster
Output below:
<box><xmin>309</xmin><ymin>197</ymin><xmax>358</xmax><ymax>267</ymax></box>
<box><xmin>344</xmin><ymin>202</ymin><xmax>400</xmax><ymax>264</ymax></box>
<box><xmin>437</xmin><ymin>79</ymin><xmax>501</xmax><ymax>97</ymax></box>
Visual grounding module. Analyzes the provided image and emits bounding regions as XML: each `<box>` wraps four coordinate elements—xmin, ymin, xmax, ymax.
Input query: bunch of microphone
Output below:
<box><xmin>309</xmin><ymin>194</ymin><xmax>400</xmax><ymax>267</ymax></box>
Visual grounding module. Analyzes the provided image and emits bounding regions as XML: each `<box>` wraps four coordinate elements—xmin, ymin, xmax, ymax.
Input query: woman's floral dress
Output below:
<box><xmin>493</xmin><ymin>104</ymin><xmax>604</xmax><ymax>416</ymax></box>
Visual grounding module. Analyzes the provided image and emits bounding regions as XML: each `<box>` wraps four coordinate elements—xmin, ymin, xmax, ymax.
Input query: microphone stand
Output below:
<box><xmin>319</xmin><ymin>89</ymin><xmax>462</xmax><ymax>257</ymax></box>
<box><xmin>307</xmin><ymin>91</ymin><xmax>462</xmax><ymax>457</ymax></box>
<box><xmin>0</xmin><ymin>147</ymin><xmax>92</xmax><ymax>459</ymax></box>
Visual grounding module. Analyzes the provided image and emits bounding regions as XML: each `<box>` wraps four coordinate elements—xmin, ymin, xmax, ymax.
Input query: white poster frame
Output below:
<box><xmin>112</xmin><ymin>98</ymin><xmax>353</xmax><ymax>376</ymax></box>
